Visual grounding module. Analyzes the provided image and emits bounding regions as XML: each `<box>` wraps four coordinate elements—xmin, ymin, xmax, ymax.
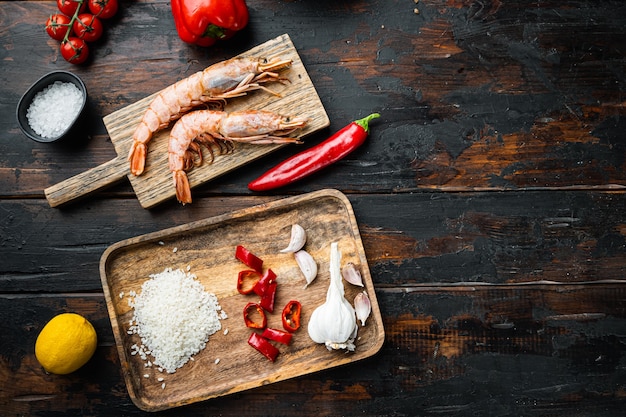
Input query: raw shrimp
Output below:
<box><xmin>128</xmin><ymin>56</ymin><xmax>292</xmax><ymax>176</ymax></box>
<box><xmin>168</xmin><ymin>110</ymin><xmax>308</xmax><ymax>204</ymax></box>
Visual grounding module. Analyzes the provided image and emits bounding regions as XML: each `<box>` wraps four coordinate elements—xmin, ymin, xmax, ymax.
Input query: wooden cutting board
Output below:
<box><xmin>100</xmin><ymin>189</ymin><xmax>385</xmax><ymax>411</ymax></box>
<box><xmin>45</xmin><ymin>34</ymin><xmax>329</xmax><ymax>208</ymax></box>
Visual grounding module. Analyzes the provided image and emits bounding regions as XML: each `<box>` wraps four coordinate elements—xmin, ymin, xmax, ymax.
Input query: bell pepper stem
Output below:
<box><xmin>204</xmin><ymin>24</ymin><xmax>227</xmax><ymax>39</ymax></box>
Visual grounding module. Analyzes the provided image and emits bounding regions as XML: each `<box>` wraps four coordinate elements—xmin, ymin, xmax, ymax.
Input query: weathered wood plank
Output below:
<box><xmin>2</xmin><ymin>285</ymin><xmax>626</xmax><ymax>416</ymax></box>
<box><xmin>1</xmin><ymin>1</ymin><xmax>624</xmax><ymax>199</ymax></box>
<box><xmin>1</xmin><ymin>1</ymin><xmax>626</xmax><ymax>415</ymax></box>
<box><xmin>1</xmin><ymin>192</ymin><xmax>625</xmax><ymax>293</ymax></box>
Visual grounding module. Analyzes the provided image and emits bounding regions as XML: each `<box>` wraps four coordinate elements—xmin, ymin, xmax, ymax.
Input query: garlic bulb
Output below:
<box><xmin>295</xmin><ymin>249</ymin><xmax>318</xmax><ymax>288</ymax></box>
<box><xmin>280</xmin><ymin>224</ymin><xmax>306</xmax><ymax>253</ymax></box>
<box><xmin>354</xmin><ymin>291</ymin><xmax>371</xmax><ymax>326</ymax></box>
<box><xmin>307</xmin><ymin>242</ymin><xmax>358</xmax><ymax>351</ymax></box>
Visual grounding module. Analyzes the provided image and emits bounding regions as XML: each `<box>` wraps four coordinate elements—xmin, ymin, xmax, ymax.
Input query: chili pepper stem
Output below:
<box><xmin>353</xmin><ymin>113</ymin><xmax>380</xmax><ymax>133</ymax></box>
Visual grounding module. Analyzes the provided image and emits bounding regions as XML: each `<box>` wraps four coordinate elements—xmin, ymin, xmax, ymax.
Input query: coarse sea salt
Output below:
<box><xmin>26</xmin><ymin>81</ymin><xmax>83</xmax><ymax>139</ymax></box>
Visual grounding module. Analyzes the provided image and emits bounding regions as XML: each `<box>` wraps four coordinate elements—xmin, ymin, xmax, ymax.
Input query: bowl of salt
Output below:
<box><xmin>16</xmin><ymin>71</ymin><xmax>88</xmax><ymax>143</ymax></box>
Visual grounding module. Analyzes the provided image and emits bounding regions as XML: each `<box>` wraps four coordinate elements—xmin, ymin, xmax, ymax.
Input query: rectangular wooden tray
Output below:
<box><xmin>100</xmin><ymin>189</ymin><xmax>385</xmax><ymax>411</ymax></box>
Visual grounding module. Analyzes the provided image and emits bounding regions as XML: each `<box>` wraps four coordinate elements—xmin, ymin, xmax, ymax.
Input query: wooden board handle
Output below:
<box><xmin>44</xmin><ymin>156</ymin><xmax>129</xmax><ymax>207</ymax></box>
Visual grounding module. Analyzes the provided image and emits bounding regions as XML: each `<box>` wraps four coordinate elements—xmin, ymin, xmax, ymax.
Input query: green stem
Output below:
<box><xmin>62</xmin><ymin>0</ymin><xmax>85</xmax><ymax>44</ymax></box>
<box><xmin>203</xmin><ymin>24</ymin><xmax>227</xmax><ymax>40</ymax></box>
<box><xmin>353</xmin><ymin>113</ymin><xmax>381</xmax><ymax>134</ymax></box>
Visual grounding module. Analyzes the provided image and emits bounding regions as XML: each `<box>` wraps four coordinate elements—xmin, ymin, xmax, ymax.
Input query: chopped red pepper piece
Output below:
<box><xmin>261</xmin><ymin>327</ymin><xmax>293</xmax><ymax>345</ymax></box>
<box><xmin>235</xmin><ymin>245</ymin><xmax>264</xmax><ymax>273</ymax></box>
<box><xmin>248</xmin><ymin>332</ymin><xmax>279</xmax><ymax>362</ymax></box>
<box><xmin>252</xmin><ymin>268</ymin><xmax>276</xmax><ymax>297</ymax></box>
<box><xmin>243</xmin><ymin>302</ymin><xmax>267</xmax><ymax>329</ymax></box>
<box><xmin>251</xmin><ymin>269</ymin><xmax>277</xmax><ymax>313</ymax></box>
<box><xmin>237</xmin><ymin>269</ymin><xmax>261</xmax><ymax>295</ymax></box>
<box><xmin>259</xmin><ymin>281</ymin><xmax>277</xmax><ymax>313</ymax></box>
<box><xmin>281</xmin><ymin>300</ymin><xmax>302</xmax><ymax>333</ymax></box>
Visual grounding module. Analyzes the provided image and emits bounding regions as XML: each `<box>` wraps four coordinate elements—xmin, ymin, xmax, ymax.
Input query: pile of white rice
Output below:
<box><xmin>126</xmin><ymin>267</ymin><xmax>226</xmax><ymax>373</ymax></box>
<box><xmin>26</xmin><ymin>81</ymin><xmax>83</xmax><ymax>139</ymax></box>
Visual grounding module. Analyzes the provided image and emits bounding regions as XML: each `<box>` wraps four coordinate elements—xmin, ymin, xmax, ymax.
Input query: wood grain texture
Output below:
<box><xmin>43</xmin><ymin>155</ymin><xmax>129</xmax><ymax>207</ymax></box>
<box><xmin>1</xmin><ymin>1</ymin><xmax>624</xmax><ymax>197</ymax></box>
<box><xmin>1</xmin><ymin>192</ymin><xmax>625</xmax><ymax>293</ymax></box>
<box><xmin>2</xmin><ymin>284</ymin><xmax>626</xmax><ymax>416</ymax></box>
<box><xmin>1</xmin><ymin>0</ymin><xmax>626</xmax><ymax>415</ymax></box>
<box><xmin>100</xmin><ymin>190</ymin><xmax>383</xmax><ymax>410</ymax></box>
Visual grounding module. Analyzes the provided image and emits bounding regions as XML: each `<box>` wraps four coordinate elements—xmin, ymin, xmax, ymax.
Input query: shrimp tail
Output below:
<box><xmin>128</xmin><ymin>141</ymin><xmax>147</xmax><ymax>176</ymax></box>
<box><xmin>129</xmin><ymin>121</ymin><xmax>155</xmax><ymax>176</ymax></box>
<box><xmin>173</xmin><ymin>170</ymin><xmax>192</xmax><ymax>205</ymax></box>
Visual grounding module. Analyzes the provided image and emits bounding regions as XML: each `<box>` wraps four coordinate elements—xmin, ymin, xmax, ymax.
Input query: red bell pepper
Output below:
<box><xmin>248</xmin><ymin>332</ymin><xmax>279</xmax><ymax>362</ymax></box>
<box><xmin>170</xmin><ymin>0</ymin><xmax>249</xmax><ymax>47</ymax></box>
<box><xmin>243</xmin><ymin>302</ymin><xmax>267</xmax><ymax>329</ymax></box>
<box><xmin>281</xmin><ymin>300</ymin><xmax>302</xmax><ymax>332</ymax></box>
<box><xmin>235</xmin><ymin>245</ymin><xmax>263</xmax><ymax>274</ymax></box>
<box><xmin>261</xmin><ymin>328</ymin><xmax>293</xmax><ymax>345</ymax></box>
<box><xmin>237</xmin><ymin>270</ymin><xmax>260</xmax><ymax>295</ymax></box>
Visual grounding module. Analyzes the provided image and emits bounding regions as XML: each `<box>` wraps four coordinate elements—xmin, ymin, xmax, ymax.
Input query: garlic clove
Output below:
<box><xmin>354</xmin><ymin>291</ymin><xmax>371</xmax><ymax>326</ymax></box>
<box><xmin>295</xmin><ymin>250</ymin><xmax>317</xmax><ymax>288</ymax></box>
<box><xmin>342</xmin><ymin>262</ymin><xmax>364</xmax><ymax>287</ymax></box>
<box><xmin>280</xmin><ymin>224</ymin><xmax>306</xmax><ymax>253</ymax></box>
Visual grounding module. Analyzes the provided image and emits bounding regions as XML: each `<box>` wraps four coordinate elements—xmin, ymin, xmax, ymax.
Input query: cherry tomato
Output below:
<box><xmin>45</xmin><ymin>14</ymin><xmax>71</xmax><ymax>41</ymax></box>
<box><xmin>60</xmin><ymin>37</ymin><xmax>89</xmax><ymax>64</ymax></box>
<box><xmin>88</xmin><ymin>0</ymin><xmax>118</xmax><ymax>19</ymax></box>
<box><xmin>57</xmin><ymin>0</ymin><xmax>87</xmax><ymax>16</ymax></box>
<box><xmin>72</xmin><ymin>14</ymin><xmax>103</xmax><ymax>42</ymax></box>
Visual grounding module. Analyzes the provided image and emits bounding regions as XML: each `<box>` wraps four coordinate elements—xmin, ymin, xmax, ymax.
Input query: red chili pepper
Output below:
<box><xmin>248</xmin><ymin>113</ymin><xmax>380</xmax><ymax>191</ymax></box>
<box><xmin>259</xmin><ymin>281</ymin><xmax>277</xmax><ymax>313</ymax></box>
<box><xmin>251</xmin><ymin>269</ymin><xmax>277</xmax><ymax>312</ymax></box>
<box><xmin>281</xmin><ymin>300</ymin><xmax>302</xmax><ymax>332</ymax></box>
<box><xmin>237</xmin><ymin>270</ymin><xmax>260</xmax><ymax>295</ymax></box>
<box><xmin>248</xmin><ymin>332</ymin><xmax>279</xmax><ymax>362</ymax></box>
<box><xmin>252</xmin><ymin>268</ymin><xmax>276</xmax><ymax>297</ymax></box>
<box><xmin>261</xmin><ymin>327</ymin><xmax>293</xmax><ymax>345</ymax></box>
<box><xmin>170</xmin><ymin>0</ymin><xmax>248</xmax><ymax>47</ymax></box>
<box><xmin>243</xmin><ymin>302</ymin><xmax>267</xmax><ymax>329</ymax></box>
<box><xmin>235</xmin><ymin>245</ymin><xmax>263</xmax><ymax>273</ymax></box>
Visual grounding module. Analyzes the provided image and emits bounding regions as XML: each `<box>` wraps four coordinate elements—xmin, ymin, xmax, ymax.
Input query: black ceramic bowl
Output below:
<box><xmin>16</xmin><ymin>71</ymin><xmax>88</xmax><ymax>143</ymax></box>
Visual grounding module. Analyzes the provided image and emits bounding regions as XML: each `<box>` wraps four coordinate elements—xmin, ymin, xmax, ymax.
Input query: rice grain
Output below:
<box><xmin>127</xmin><ymin>267</ymin><xmax>224</xmax><ymax>373</ymax></box>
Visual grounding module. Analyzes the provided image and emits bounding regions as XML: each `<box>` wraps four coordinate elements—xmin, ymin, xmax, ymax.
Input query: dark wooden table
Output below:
<box><xmin>2</xmin><ymin>0</ymin><xmax>626</xmax><ymax>415</ymax></box>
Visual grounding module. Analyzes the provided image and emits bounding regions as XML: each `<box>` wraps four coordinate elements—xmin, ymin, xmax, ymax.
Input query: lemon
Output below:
<box><xmin>35</xmin><ymin>313</ymin><xmax>97</xmax><ymax>375</ymax></box>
